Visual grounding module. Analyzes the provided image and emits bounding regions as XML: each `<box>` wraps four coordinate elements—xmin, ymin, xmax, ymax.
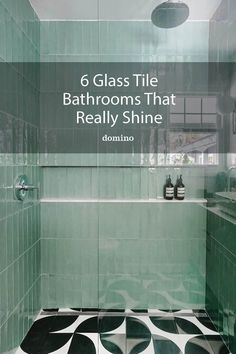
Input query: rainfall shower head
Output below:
<box><xmin>151</xmin><ymin>0</ymin><xmax>190</xmax><ymax>29</ymax></box>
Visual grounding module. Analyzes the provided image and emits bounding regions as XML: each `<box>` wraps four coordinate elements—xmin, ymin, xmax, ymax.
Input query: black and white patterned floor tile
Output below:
<box><xmin>16</xmin><ymin>309</ymin><xmax>231</xmax><ymax>354</ymax></box>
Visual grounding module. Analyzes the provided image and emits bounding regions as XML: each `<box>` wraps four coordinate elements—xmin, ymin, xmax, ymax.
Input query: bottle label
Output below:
<box><xmin>177</xmin><ymin>187</ymin><xmax>185</xmax><ymax>198</ymax></box>
<box><xmin>166</xmin><ymin>187</ymin><xmax>174</xmax><ymax>197</ymax></box>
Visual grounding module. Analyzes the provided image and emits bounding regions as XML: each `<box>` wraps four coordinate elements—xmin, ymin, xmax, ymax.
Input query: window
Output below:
<box><xmin>170</xmin><ymin>96</ymin><xmax>217</xmax><ymax>127</ymax></box>
<box><xmin>159</xmin><ymin>96</ymin><xmax>219</xmax><ymax>166</ymax></box>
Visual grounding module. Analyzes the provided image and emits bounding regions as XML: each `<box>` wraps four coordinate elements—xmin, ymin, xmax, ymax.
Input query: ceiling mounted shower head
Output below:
<box><xmin>151</xmin><ymin>0</ymin><xmax>190</xmax><ymax>29</ymax></box>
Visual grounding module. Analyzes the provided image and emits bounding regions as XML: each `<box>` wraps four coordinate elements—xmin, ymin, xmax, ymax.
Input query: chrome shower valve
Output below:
<box><xmin>15</xmin><ymin>175</ymin><xmax>38</xmax><ymax>201</ymax></box>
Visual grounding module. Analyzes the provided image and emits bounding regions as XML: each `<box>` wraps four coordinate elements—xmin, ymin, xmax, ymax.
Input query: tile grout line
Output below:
<box><xmin>209</xmin><ymin>234</ymin><xmax>236</xmax><ymax>260</ymax></box>
<box><xmin>0</xmin><ymin>275</ymin><xmax>41</xmax><ymax>330</ymax></box>
<box><xmin>0</xmin><ymin>201</ymin><xmax>40</xmax><ymax>222</ymax></box>
<box><xmin>0</xmin><ymin>239</ymin><xmax>40</xmax><ymax>276</ymax></box>
<box><xmin>0</xmin><ymin>1</ymin><xmax>40</xmax><ymax>54</ymax></box>
<box><xmin>0</xmin><ymin>110</ymin><xmax>40</xmax><ymax>130</ymax></box>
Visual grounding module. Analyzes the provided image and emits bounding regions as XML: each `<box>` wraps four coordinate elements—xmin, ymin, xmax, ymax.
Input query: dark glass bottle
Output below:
<box><xmin>174</xmin><ymin>175</ymin><xmax>179</xmax><ymax>199</ymax></box>
<box><xmin>164</xmin><ymin>175</ymin><xmax>174</xmax><ymax>200</ymax></box>
<box><xmin>175</xmin><ymin>174</ymin><xmax>185</xmax><ymax>200</ymax></box>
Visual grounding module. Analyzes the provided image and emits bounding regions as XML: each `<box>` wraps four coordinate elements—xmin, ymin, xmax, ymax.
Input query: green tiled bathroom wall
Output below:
<box><xmin>39</xmin><ymin>19</ymin><xmax>209</xmax><ymax>310</ymax></box>
<box><xmin>0</xmin><ymin>1</ymin><xmax>40</xmax><ymax>353</ymax></box>
<box><xmin>41</xmin><ymin>166</ymin><xmax>207</xmax><ymax>309</ymax></box>
<box><xmin>41</xmin><ymin>202</ymin><xmax>98</xmax><ymax>308</ymax></box>
<box><xmin>206</xmin><ymin>210</ymin><xmax>236</xmax><ymax>354</ymax></box>
<box><xmin>41</xmin><ymin>200</ymin><xmax>206</xmax><ymax>310</ymax></box>
<box><xmin>98</xmin><ymin>201</ymin><xmax>206</xmax><ymax>310</ymax></box>
<box><xmin>205</xmin><ymin>2</ymin><xmax>236</xmax><ymax>353</ymax></box>
<box><xmin>0</xmin><ymin>0</ymin><xmax>235</xmax><ymax>351</ymax></box>
<box><xmin>41</xmin><ymin>167</ymin><xmax>205</xmax><ymax>200</ymax></box>
<box><xmin>39</xmin><ymin>19</ymin><xmax>211</xmax><ymax>168</ymax></box>
<box><xmin>40</xmin><ymin>20</ymin><xmax>209</xmax><ymax>63</ymax></box>
<box><xmin>209</xmin><ymin>0</ymin><xmax>236</xmax><ymax>62</ymax></box>
<box><xmin>0</xmin><ymin>0</ymin><xmax>39</xmax><ymax>62</ymax></box>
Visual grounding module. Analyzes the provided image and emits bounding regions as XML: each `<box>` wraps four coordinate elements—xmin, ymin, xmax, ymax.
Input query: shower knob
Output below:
<box><xmin>15</xmin><ymin>175</ymin><xmax>38</xmax><ymax>201</ymax></box>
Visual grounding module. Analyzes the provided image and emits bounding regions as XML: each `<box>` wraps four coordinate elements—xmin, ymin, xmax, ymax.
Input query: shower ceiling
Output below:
<box><xmin>29</xmin><ymin>0</ymin><xmax>222</xmax><ymax>21</ymax></box>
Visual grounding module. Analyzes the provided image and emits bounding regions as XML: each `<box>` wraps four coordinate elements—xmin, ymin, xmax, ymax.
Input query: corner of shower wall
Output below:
<box><xmin>0</xmin><ymin>0</ymin><xmax>41</xmax><ymax>353</ymax></box>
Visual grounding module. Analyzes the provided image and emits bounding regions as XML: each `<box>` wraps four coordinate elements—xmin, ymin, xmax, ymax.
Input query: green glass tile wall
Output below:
<box><xmin>98</xmin><ymin>202</ymin><xmax>206</xmax><ymax>310</ymax></box>
<box><xmin>206</xmin><ymin>2</ymin><xmax>236</xmax><ymax>352</ymax></box>
<box><xmin>41</xmin><ymin>166</ymin><xmax>205</xmax><ymax>199</ymax></box>
<box><xmin>0</xmin><ymin>0</ymin><xmax>39</xmax><ymax>62</ymax></box>
<box><xmin>206</xmin><ymin>210</ymin><xmax>236</xmax><ymax>354</ymax></box>
<box><xmin>39</xmin><ymin>19</ymin><xmax>211</xmax><ymax>168</ymax></box>
<box><xmin>41</xmin><ymin>201</ymin><xmax>206</xmax><ymax>309</ymax></box>
<box><xmin>39</xmin><ymin>19</ymin><xmax>208</xmax><ymax>311</ymax></box>
<box><xmin>41</xmin><ymin>202</ymin><xmax>98</xmax><ymax>308</ymax></box>
<box><xmin>40</xmin><ymin>20</ymin><xmax>209</xmax><ymax>63</ymax></box>
<box><xmin>209</xmin><ymin>0</ymin><xmax>236</xmax><ymax>62</ymax></box>
<box><xmin>0</xmin><ymin>0</ymin><xmax>40</xmax><ymax>353</ymax></box>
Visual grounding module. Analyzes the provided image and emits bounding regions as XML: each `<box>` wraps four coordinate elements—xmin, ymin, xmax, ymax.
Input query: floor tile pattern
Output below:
<box><xmin>16</xmin><ymin>309</ymin><xmax>230</xmax><ymax>354</ymax></box>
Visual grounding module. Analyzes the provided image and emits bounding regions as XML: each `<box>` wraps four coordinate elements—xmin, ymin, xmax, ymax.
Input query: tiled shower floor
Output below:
<box><xmin>16</xmin><ymin>309</ymin><xmax>230</xmax><ymax>354</ymax></box>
